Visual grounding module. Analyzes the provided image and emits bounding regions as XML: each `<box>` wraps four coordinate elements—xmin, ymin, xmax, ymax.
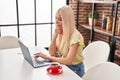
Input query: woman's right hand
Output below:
<box><xmin>53</xmin><ymin>26</ymin><xmax>62</xmax><ymax>39</ymax></box>
<box><xmin>55</xmin><ymin>26</ymin><xmax>63</xmax><ymax>35</ymax></box>
<box><xmin>34</xmin><ymin>52</ymin><xmax>49</xmax><ymax>60</ymax></box>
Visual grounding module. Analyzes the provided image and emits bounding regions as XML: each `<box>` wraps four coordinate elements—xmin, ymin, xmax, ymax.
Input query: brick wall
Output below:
<box><xmin>69</xmin><ymin>0</ymin><xmax>120</xmax><ymax>65</ymax></box>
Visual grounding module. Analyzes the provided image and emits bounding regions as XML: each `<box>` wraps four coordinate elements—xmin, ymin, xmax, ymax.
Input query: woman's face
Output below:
<box><xmin>55</xmin><ymin>12</ymin><xmax>63</xmax><ymax>34</ymax></box>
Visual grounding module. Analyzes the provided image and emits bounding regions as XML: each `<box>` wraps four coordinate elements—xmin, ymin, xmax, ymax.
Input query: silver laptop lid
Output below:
<box><xmin>18</xmin><ymin>40</ymin><xmax>34</xmax><ymax>67</ymax></box>
<box><xmin>18</xmin><ymin>40</ymin><xmax>51</xmax><ymax>68</ymax></box>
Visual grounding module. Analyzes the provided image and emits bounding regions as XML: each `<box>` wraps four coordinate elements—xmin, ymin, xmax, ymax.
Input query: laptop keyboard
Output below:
<box><xmin>32</xmin><ymin>57</ymin><xmax>50</xmax><ymax>67</ymax></box>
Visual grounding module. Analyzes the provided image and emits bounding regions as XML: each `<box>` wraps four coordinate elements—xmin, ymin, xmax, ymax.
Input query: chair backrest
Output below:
<box><xmin>82</xmin><ymin>40</ymin><xmax>110</xmax><ymax>72</ymax></box>
<box><xmin>0</xmin><ymin>36</ymin><xmax>19</xmax><ymax>50</ymax></box>
<box><xmin>82</xmin><ymin>62</ymin><xmax>120</xmax><ymax>80</ymax></box>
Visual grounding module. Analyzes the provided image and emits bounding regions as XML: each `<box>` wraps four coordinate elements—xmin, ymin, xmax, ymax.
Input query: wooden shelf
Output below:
<box><xmin>79</xmin><ymin>0</ymin><xmax>120</xmax><ymax>4</ymax></box>
<box><xmin>80</xmin><ymin>24</ymin><xmax>120</xmax><ymax>40</ymax></box>
<box><xmin>80</xmin><ymin>24</ymin><xmax>112</xmax><ymax>36</ymax></box>
<box><xmin>115</xmin><ymin>35</ymin><xmax>120</xmax><ymax>40</ymax></box>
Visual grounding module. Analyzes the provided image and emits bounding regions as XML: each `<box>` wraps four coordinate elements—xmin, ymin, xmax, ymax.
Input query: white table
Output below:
<box><xmin>0</xmin><ymin>48</ymin><xmax>82</xmax><ymax>80</ymax></box>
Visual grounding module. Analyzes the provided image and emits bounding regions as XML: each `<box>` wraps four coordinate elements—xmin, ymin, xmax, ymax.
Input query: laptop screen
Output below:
<box><xmin>18</xmin><ymin>40</ymin><xmax>34</xmax><ymax>66</ymax></box>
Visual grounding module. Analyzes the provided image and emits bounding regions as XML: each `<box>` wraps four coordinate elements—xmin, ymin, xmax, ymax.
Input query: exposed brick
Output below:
<box><xmin>69</xmin><ymin>1</ymin><xmax>120</xmax><ymax>65</ymax></box>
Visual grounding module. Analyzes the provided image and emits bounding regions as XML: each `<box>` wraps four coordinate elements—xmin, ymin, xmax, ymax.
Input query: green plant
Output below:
<box><xmin>88</xmin><ymin>11</ymin><xmax>99</xmax><ymax>19</ymax></box>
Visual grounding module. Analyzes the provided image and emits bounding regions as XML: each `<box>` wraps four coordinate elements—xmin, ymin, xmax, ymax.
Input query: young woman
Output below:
<box><xmin>34</xmin><ymin>5</ymin><xmax>85</xmax><ymax>77</ymax></box>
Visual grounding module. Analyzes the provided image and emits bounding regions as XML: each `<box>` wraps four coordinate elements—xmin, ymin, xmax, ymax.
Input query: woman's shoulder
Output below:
<box><xmin>72</xmin><ymin>29</ymin><xmax>83</xmax><ymax>38</ymax></box>
<box><xmin>70</xmin><ymin>29</ymin><xmax>84</xmax><ymax>42</ymax></box>
<box><xmin>70</xmin><ymin>29</ymin><xmax>85</xmax><ymax>47</ymax></box>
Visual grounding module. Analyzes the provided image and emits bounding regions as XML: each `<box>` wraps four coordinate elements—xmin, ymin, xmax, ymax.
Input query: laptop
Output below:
<box><xmin>18</xmin><ymin>40</ymin><xmax>51</xmax><ymax>68</ymax></box>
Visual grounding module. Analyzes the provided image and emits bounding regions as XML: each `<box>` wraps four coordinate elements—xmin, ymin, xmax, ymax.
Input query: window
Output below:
<box><xmin>0</xmin><ymin>0</ymin><xmax>66</xmax><ymax>47</ymax></box>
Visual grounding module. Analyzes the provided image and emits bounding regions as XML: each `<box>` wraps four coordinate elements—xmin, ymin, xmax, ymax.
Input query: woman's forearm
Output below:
<box><xmin>48</xmin><ymin>42</ymin><xmax>57</xmax><ymax>56</ymax></box>
<box><xmin>48</xmin><ymin>33</ymin><xmax>58</xmax><ymax>56</ymax></box>
<box><xmin>48</xmin><ymin>43</ymin><xmax>79</xmax><ymax>65</ymax></box>
<box><xmin>47</xmin><ymin>56</ymin><xmax>72</xmax><ymax>65</ymax></box>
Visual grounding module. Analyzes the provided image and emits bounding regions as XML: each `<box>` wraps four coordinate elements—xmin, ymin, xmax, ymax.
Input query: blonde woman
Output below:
<box><xmin>34</xmin><ymin>6</ymin><xmax>85</xmax><ymax>77</ymax></box>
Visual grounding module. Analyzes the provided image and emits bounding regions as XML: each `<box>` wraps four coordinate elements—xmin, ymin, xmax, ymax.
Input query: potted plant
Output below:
<box><xmin>88</xmin><ymin>11</ymin><xmax>99</xmax><ymax>26</ymax></box>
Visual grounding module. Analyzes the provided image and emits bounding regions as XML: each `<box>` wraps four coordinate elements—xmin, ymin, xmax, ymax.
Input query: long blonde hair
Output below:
<box><xmin>56</xmin><ymin>6</ymin><xmax>76</xmax><ymax>54</ymax></box>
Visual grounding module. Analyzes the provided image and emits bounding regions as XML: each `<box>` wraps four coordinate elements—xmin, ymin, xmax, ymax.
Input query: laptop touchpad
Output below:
<box><xmin>35</xmin><ymin>57</ymin><xmax>45</xmax><ymax>63</ymax></box>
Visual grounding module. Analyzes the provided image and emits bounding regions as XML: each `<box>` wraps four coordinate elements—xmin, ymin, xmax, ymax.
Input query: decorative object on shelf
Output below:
<box><xmin>106</xmin><ymin>15</ymin><xmax>113</xmax><ymax>31</ymax></box>
<box><xmin>102</xmin><ymin>14</ymin><xmax>107</xmax><ymax>29</ymax></box>
<box><xmin>118</xmin><ymin>17</ymin><xmax>120</xmax><ymax>34</ymax></box>
<box><xmin>112</xmin><ymin>17</ymin><xmax>119</xmax><ymax>33</ymax></box>
<box><xmin>88</xmin><ymin>11</ymin><xmax>99</xmax><ymax>26</ymax></box>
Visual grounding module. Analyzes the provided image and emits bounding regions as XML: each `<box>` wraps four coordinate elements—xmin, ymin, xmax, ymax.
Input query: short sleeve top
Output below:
<box><xmin>57</xmin><ymin>29</ymin><xmax>85</xmax><ymax>65</ymax></box>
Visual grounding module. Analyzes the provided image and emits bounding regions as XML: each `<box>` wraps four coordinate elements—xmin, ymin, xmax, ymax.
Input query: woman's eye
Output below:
<box><xmin>55</xmin><ymin>17</ymin><xmax>62</xmax><ymax>21</ymax></box>
<box><xmin>59</xmin><ymin>18</ymin><xmax>62</xmax><ymax>21</ymax></box>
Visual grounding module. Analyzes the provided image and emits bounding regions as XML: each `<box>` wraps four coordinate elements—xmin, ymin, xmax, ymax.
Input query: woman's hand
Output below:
<box><xmin>55</xmin><ymin>28</ymin><xmax>62</xmax><ymax>34</ymax></box>
<box><xmin>55</xmin><ymin>26</ymin><xmax>63</xmax><ymax>34</ymax></box>
<box><xmin>34</xmin><ymin>52</ymin><xmax>49</xmax><ymax>60</ymax></box>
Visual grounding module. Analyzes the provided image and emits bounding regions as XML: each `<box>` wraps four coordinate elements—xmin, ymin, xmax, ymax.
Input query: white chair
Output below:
<box><xmin>82</xmin><ymin>41</ymin><xmax>110</xmax><ymax>72</ymax></box>
<box><xmin>0</xmin><ymin>36</ymin><xmax>19</xmax><ymax>50</ymax></box>
<box><xmin>82</xmin><ymin>62</ymin><xmax>120</xmax><ymax>80</ymax></box>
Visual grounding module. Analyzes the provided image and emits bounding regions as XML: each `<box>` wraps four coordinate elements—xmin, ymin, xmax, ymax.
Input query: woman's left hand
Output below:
<box><xmin>34</xmin><ymin>52</ymin><xmax>49</xmax><ymax>60</ymax></box>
